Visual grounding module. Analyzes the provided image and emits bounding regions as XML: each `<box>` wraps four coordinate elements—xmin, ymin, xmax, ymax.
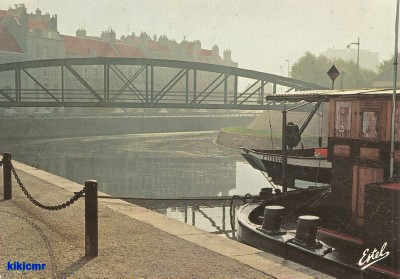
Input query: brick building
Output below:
<box><xmin>0</xmin><ymin>4</ymin><xmax>238</xmax><ymax>108</ymax></box>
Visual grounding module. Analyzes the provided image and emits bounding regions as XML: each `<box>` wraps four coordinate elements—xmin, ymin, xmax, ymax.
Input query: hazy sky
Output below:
<box><xmin>0</xmin><ymin>1</ymin><xmax>397</xmax><ymax>75</ymax></box>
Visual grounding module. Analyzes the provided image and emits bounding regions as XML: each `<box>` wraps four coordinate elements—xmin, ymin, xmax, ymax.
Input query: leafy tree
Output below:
<box><xmin>377</xmin><ymin>55</ymin><xmax>396</xmax><ymax>74</ymax></box>
<box><xmin>291</xmin><ymin>52</ymin><xmax>377</xmax><ymax>89</ymax></box>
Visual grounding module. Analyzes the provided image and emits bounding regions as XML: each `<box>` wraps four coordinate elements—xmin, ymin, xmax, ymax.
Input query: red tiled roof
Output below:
<box><xmin>115</xmin><ymin>43</ymin><xmax>145</xmax><ymax>58</ymax></box>
<box><xmin>0</xmin><ymin>25</ymin><xmax>22</xmax><ymax>53</ymax></box>
<box><xmin>199</xmin><ymin>49</ymin><xmax>212</xmax><ymax>56</ymax></box>
<box><xmin>148</xmin><ymin>41</ymin><xmax>170</xmax><ymax>51</ymax></box>
<box><xmin>62</xmin><ymin>35</ymin><xmax>118</xmax><ymax>57</ymax></box>
<box><xmin>0</xmin><ymin>10</ymin><xmax>8</xmax><ymax>20</ymax></box>
<box><xmin>28</xmin><ymin>18</ymin><xmax>49</xmax><ymax>30</ymax></box>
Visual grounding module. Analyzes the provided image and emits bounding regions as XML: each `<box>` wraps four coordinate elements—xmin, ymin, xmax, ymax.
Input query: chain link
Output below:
<box><xmin>10</xmin><ymin>163</ymin><xmax>85</xmax><ymax>211</ymax></box>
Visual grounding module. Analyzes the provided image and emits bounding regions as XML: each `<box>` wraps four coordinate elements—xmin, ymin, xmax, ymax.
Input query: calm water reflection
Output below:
<box><xmin>0</xmin><ymin>131</ymin><xmax>273</xmax><ymax>235</ymax></box>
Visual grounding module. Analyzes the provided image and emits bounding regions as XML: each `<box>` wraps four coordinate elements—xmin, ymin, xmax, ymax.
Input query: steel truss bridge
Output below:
<box><xmin>0</xmin><ymin>58</ymin><xmax>326</xmax><ymax>109</ymax></box>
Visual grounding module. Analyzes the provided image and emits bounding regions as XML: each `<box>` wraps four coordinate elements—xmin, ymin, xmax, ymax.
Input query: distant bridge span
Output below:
<box><xmin>0</xmin><ymin>57</ymin><xmax>327</xmax><ymax>109</ymax></box>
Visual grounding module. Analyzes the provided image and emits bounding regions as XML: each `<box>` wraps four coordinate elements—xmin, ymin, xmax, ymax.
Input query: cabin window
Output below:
<box><xmin>334</xmin><ymin>101</ymin><xmax>352</xmax><ymax>138</ymax></box>
<box><xmin>361</xmin><ymin>111</ymin><xmax>380</xmax><ymax>140</ymax></box>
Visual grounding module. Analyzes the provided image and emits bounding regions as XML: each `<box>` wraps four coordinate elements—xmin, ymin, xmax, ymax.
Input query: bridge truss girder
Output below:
<box><xmin>0</xmin><ymin>58</ymin><xmax>327</xmax><ymax>109</ymax></box>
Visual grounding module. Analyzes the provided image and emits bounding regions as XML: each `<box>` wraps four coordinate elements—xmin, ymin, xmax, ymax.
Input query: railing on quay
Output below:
<box><xmin>2</xmin><ymin>152</ymin><xmax>258</xmax><ymax>253</ymax></box>
<box><xmin>1</xmin><ymin>152</ymin><xmax>98</xmax><ymax>258</ymax></box>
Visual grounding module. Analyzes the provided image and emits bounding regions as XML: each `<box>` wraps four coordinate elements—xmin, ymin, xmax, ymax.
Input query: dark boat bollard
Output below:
<box><xmin>259</xmin><ymin>187</ymin><xmax>273</xmax><ymax>199</ymax></box>
<box><xmin>293</xmin><ymin>215</ymin><xmax>321</xmax><ymax>248</ymax></box>
<box><xmin>258</xmin><ymin>205</ymin><xmax>285</xmax><ymax>235</ymax></box>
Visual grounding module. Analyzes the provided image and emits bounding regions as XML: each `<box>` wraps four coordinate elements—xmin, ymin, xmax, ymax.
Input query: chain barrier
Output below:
<box><xmin>10</xmin><ymin>163</ymin><xmax>86</xmax><ymax>211</ymax></box>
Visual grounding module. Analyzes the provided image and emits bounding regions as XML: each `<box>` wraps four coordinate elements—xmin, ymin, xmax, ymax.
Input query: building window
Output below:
<box><xmin>35</xmin><ymin>46</ymin><xmax>40</xmax><ymax>58</ymax></box>
<box><xmin>42</xmin><ymin>47</ymin><xmax>48</xmax><ymax>59</ymax></box>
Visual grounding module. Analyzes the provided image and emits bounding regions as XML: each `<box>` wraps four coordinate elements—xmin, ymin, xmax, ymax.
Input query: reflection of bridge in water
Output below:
<box><xmin>0</xmin><ymin>58</ymin><xmax>327</xmax><ymax>109</ymax></box>
<box><xmin>96</xmin><ymin>195</ymin><xmax>252</xmax><ymax>238</ymax></box>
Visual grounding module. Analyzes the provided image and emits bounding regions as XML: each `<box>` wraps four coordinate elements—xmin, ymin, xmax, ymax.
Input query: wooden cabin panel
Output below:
<box><xmin>333</xmin><ymin>144</ymin><xmax>350</xmax><ymax>157</ymax></box>
<box><xmin>395</xmin><ymin>103</ymin><xmax>400</xmax><ymax>142</ymax></box>
<box><xmin>395</xmin><ymin>150</ymin><xmax>400</xmax><ymax>162</ymax></box>
<box><xmin>329</xmin><ymin>100</ymin><xmax>335</xmax><ymax>138</ymax></box>
<box><xmin>351</xmin><ymin>101</ymin><xmax>360</xmax><ymax>139</ymax></box>
<box><xmin>334</xmin><ymin>100</ymin><xmax>352</xmax><ymax>138</ymax></box>
<box><xmin>386</xmin><ymin>101</ymin><xmax>393</xmax><ymax>142</ymax></box>
<box><xmin>359</xmin><ymin>147</ymin><xmax>379</xmax><ymax>160</ymax></box>
<box><xmin>352</xmin><ymin>166</ymin><xmax>384</xmax><ymax>225</ymax></box>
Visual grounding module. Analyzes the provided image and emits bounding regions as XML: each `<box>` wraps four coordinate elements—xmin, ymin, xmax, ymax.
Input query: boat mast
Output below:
<box><xmin>390</xmin><ymin>0</ymin><xmax>400</xmax><ymax>179</ymax></box>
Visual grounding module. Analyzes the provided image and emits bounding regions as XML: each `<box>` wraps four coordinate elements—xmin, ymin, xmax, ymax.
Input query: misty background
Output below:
<box><xmin>0</xmin><ymin>0</ymin><xmax>396</xmax><ymax>76</ymax></box>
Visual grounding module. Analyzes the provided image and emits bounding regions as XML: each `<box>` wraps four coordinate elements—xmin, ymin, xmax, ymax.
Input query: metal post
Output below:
<box><xmin>3</xmin><ymin>153</ymin><xmax>12</xmax><ymax>200</ymax></box>
<box><xmin>224</xmin><ymin>74</ymin><xmax>228</xmax><ymax>105</ymax></box>
<box><xmin>234</xmin><ymin>75</ymin><xmax>238</xmax><ymax>105</ymax></box>
<box><xmin>260</xmin><ymin>80</ymin><xmax>265</xmax><ymax>105</ymax></box>
<box><xmin>356</xmin><ymin>37</ymin><xmax>360</xmax><ymax>88</ymax></box>
<box><xmin>191</xmin><ymin>206</ymin><xmax>196</xmax><ymax>226</ymax></box>
<box><xmin>390</xmin><ymin>0</ymin><xmax>400</xmax><ymax>179</ymax></box>
<box><xmin>282</xmin><ymin>111</ymin><xmax>287</xmax><ymax>193</ymax></box>
<box><xmin>193</xmin><ymin>69</ymin><xmax>197</xmax><ymax>104</ymax></box>
<box><xmin>185</xmin><ymin>69</ymin><xmax>189</xmax><ymax>104</ymax></box>
<box><xmin>61</xmin><ymin>66</ymin><xmax>65</xmax><ymax>103</ymax></box>
<box><xmin>145</xmin><ymin>65</ymin><xmax>149</xmax><ymax>103</ymax></box>
<box><xmin>150</xmin><ymin>66</ymin><xmax>154</xmax><ymax>103</ymax></box>
<box><xmin>184</xmin><ymin>206</ymin><xmax>188</xmax><ymax>223</ymax></box>
<box><xmin>85</xmin><ymin>180</ymin><xmax>98</xmax><ymax>257</ymax></box>
<box><xmin>222</xmin><ymin>206</ymin><xmax>226</xmax><ymax>231</ymax></box>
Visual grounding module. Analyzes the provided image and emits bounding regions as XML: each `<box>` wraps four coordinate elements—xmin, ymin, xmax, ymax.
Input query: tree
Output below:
<box><xmin>291</xmin><ymin>52</ymin><xmax>377</xmax><ymax>89</ymax></box>
<box><xmin>377</xmin><ymin>55</ymin><xmax>395</xmax><ymax>74</ymax></box>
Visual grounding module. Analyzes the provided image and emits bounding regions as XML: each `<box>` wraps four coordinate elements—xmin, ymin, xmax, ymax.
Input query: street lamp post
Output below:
<box><xmin>347</xmin><ymin>37</ymin><xmax>360</xmax><ymax>88</ymax></box>
<box><xmin>285</xmin><ymin>59</ymin><xmax>290</xmax><ymax>78</ymax></box>
<box><xmin>280</xmin><ymin>65</ymin><xmax>283</xmax><ymax>93</ymax></box>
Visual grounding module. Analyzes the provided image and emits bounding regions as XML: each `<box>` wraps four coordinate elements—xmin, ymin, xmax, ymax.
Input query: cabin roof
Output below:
<box><xmin>265</xmin><ymin>88</ymin><xmax>398</xmax><ymax>102</ymax></box>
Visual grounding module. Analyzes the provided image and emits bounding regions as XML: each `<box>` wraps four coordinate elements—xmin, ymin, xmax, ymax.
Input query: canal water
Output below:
<box><xmin>0</xmin><ymin>131</ymin><xmax>273</xmax><ymax>237</ymax></box>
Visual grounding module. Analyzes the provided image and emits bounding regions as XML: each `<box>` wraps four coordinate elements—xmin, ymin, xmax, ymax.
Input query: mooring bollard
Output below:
<box><xmin>85</xmin><ymin>180</ymin><xmax>98</xmax><ymax>257</ymax></box>
<box><xmin>3</xmin><ymin>152</ymin><xmax>12</xmax><ymax>200</ymax></box>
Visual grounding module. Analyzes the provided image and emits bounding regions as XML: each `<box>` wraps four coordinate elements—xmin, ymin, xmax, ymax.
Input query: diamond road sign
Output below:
<box><xmin>327</xmin><ymin>65</ymin><xmax>340</xmax><ymax>81</ymax></box>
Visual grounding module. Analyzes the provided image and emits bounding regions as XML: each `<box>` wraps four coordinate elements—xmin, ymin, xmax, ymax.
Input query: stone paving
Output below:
<box><xmin>0</xmin><ymin>160</ymin><xmax>332</xmax><ymax>278</ymax></box>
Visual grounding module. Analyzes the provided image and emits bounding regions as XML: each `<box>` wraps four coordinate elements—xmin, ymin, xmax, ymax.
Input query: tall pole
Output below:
<box><xmin>286</xmin><ymin>59</ymin><xmax>290</xmax><ymax>77</ymax></box>
<box><xmin>347</xmin><ymin>38</ymin><xmax>360</xmax><ymax>88</ymax></box>
<box><xmin>390</xmin><ymin>0</ymin><xmax>400</xmax><ymax>179</ymax></box>
<box><xmin>356</xmin><ymin>37</ymin><xmax>360</xmax><ymax>88</ymax></box>
<box><xmin>282</xmin><ymin>110</ymin><xmax>287</xmax><ymax>193</ymax></box>
<box><xmin>280</xmin><ymin>65</ymin><xmax>283</xmax><ymax>93</ymax></box>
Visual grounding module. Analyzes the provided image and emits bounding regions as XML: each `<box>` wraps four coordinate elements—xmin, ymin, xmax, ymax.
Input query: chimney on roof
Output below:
<box><xmin>223</xmin><ymin>49</ymin><xmax>232</xmax><ymax>61</ymax></box>
<box><xmin>35</xmin><ymin>8</ymin><xmax>41</xmax><ymax>16</ymax></box>
<box><xmin>76</xmin><ymin>28</ymin><xmax>86</xmax><ymax>38</ymax></box>
<box><xmin>212</xmin><ymin>45</ymin><xmax>219</xmax><ymax>56</ymax></box>
<box><xmin>49</xmin><ymin>14</ymin><xmax>58</xmax><ymax>31</ymax></box>
<box><xmin>158</xmin><ymin>35</ymin><xmax>168</xmax><ymax>45</ymax></box>
<box><xmin>194</xmin><ymin>40</ymin><xmax>201</xmax><ymax>53</ymax></box>
<box><xmin>101</xmin><ymin>28</ymin><xmax>116</xmax><ymax>45</ymax></box>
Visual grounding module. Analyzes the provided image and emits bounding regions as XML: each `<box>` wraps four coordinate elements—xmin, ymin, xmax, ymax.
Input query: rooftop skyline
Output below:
<box><xmin>0</xmin><ymin>1</ymin><xmax>397</xmax><ymax>75</ymax></box>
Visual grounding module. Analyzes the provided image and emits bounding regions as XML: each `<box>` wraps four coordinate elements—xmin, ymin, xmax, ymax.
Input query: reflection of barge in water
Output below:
<box><xmin>238</xmin><ymin>89</ymin><xmax>400</xmax><ymax>278</ymax></box>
